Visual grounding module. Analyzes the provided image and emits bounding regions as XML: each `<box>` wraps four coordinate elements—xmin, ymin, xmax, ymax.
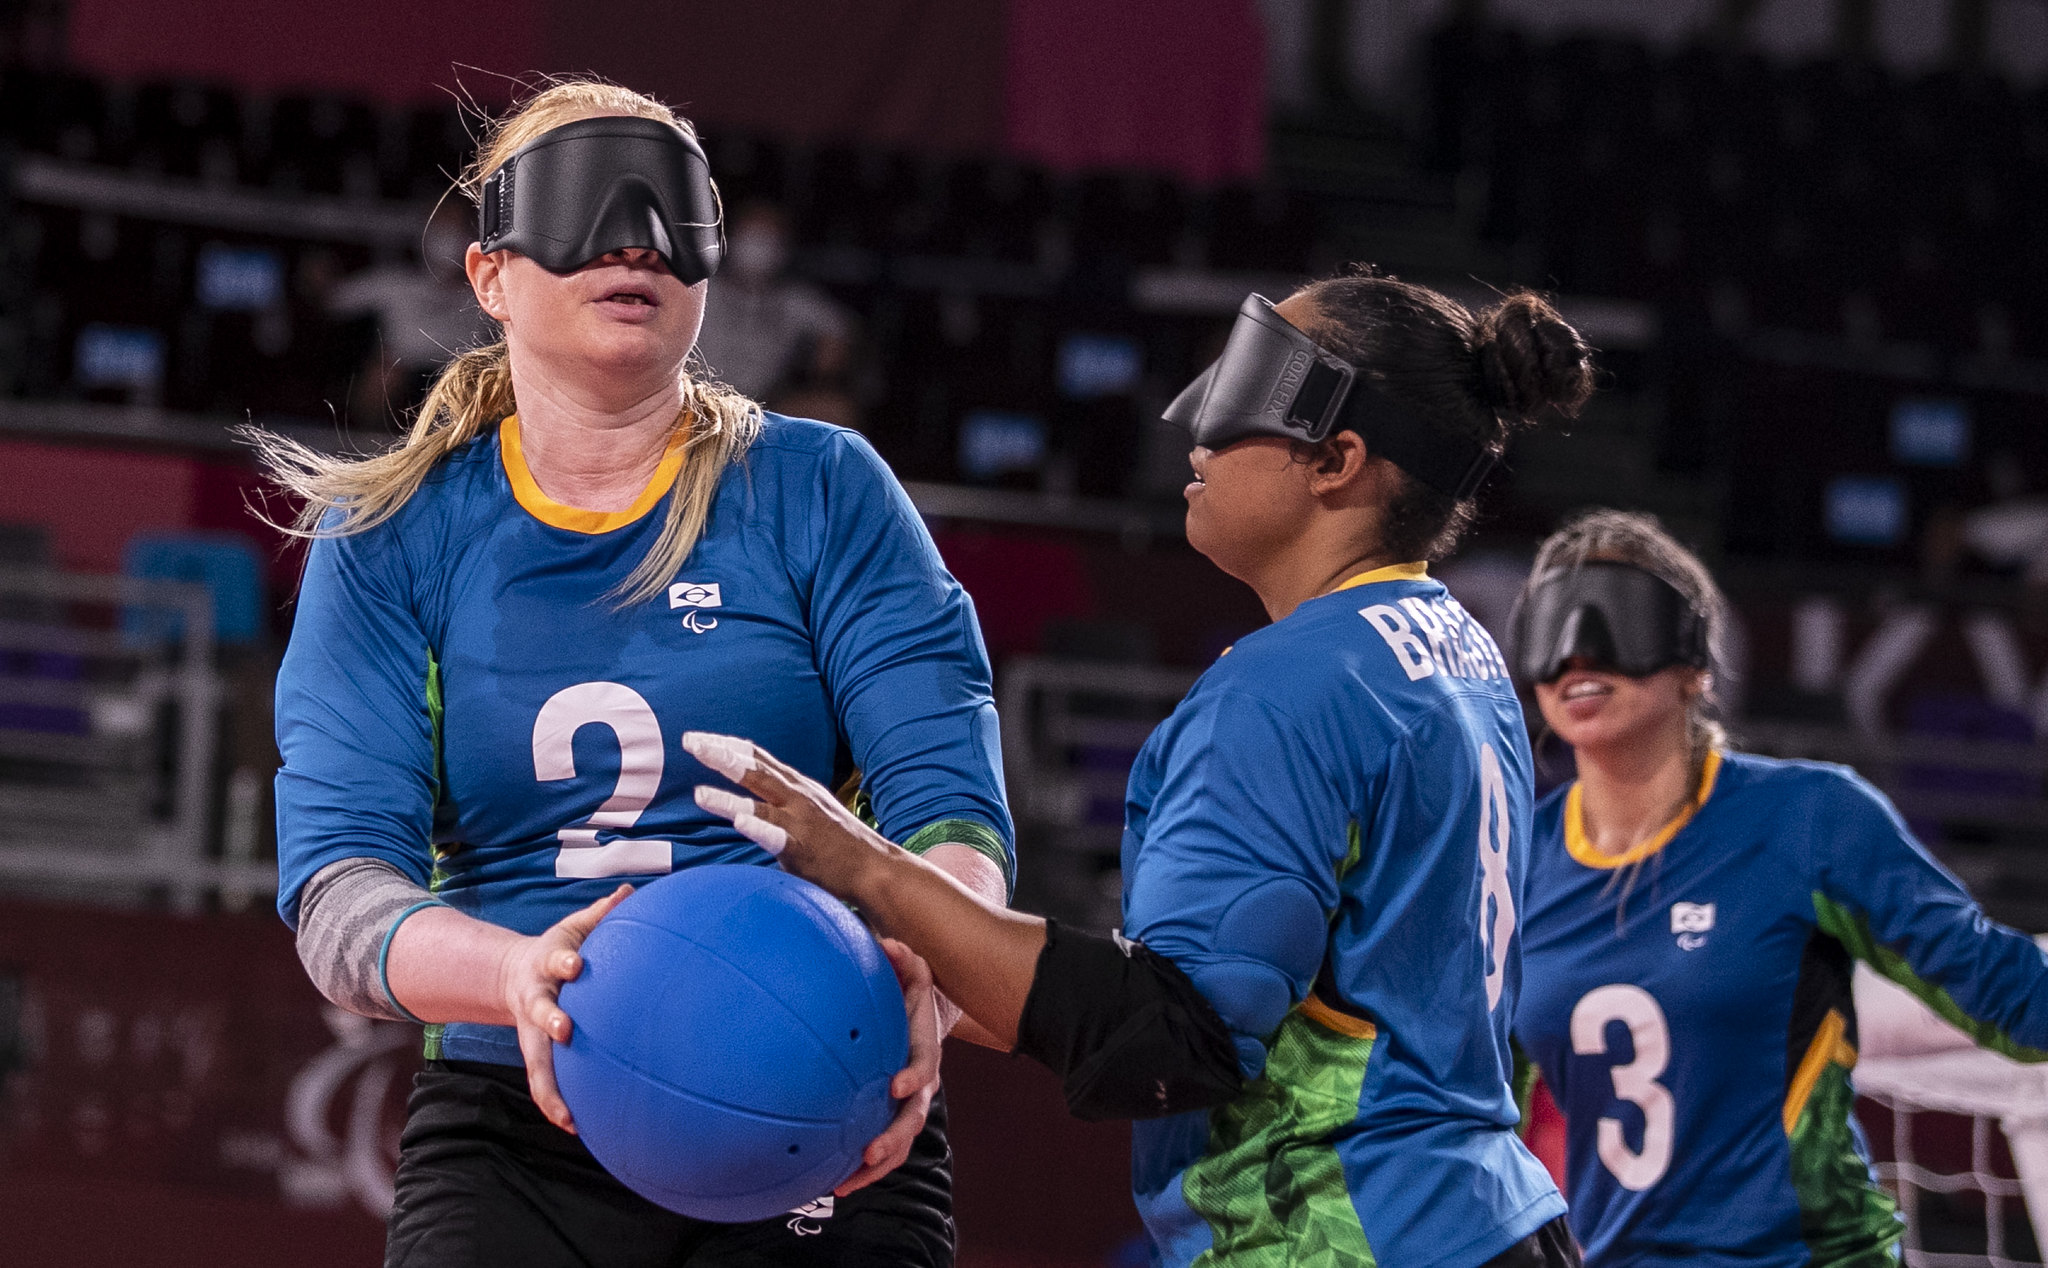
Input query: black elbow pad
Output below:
<box><xmin>1014</xmin><ymin>920</ymin><xmax>1245</xmax><ymax>1121</ymax></box>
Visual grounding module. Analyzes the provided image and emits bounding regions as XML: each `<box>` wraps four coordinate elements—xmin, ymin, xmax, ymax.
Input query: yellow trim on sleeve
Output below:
<box><xmin>1565</xmin><ymin>748</ymin><xmax>1723</xmax><ymax>871</ymax></box>
<box><xmin>499</xmin><ymin>414</ymin><xmax>685</xmax><ymax>534</ymax></box>
<box><xmin>1301</xmin><ymin>994</ymin><xmax>1378</xmax><ymax>1040</ymax></box>
<box><xmin>1783</xmin><ymin>1007</ymin><xmax>1858</xmax><ymax>1135</ymax></box>
<box><xmin>1329</xmin><ymin>562</ymin><xmax>1429</xmax><ymax>593</ymax></box>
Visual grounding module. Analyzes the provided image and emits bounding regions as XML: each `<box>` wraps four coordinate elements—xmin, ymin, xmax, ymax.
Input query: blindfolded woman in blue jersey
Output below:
<box><xmin>689</xmin><ymin>270</ymin><xmax>1599</xmax><ymax>1267</ymax></box>
<box><xmin>1506</xmin><ymin>510</ymin><xmax>2048</xmax><ymax>1268</ymax></box>
<box><xmin>256</xmin><ymin>80</ymin><xmax>1012</xmax><ymax>1267</ymax></box>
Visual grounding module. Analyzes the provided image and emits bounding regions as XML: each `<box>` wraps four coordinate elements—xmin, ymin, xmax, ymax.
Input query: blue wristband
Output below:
<box><xmin>378</xmin><ymin>898</ymin><xmax>450</xmax><ymax>1026</ymax></box>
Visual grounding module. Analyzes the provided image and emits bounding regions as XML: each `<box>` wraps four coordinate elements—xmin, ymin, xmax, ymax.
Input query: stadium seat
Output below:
<box><xmin>120</xmin><ymin>531</ymin><xmax>267</xmax><ymax>647</ymax></box>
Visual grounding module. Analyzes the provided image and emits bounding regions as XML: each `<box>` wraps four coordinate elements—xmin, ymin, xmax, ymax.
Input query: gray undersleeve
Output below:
<box><xmin>296</xmin><ymin>857</ymin><xmax>439</xmax><ymax>1022</ymax></box>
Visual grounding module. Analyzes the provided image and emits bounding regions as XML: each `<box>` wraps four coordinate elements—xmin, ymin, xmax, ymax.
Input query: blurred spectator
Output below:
<box><xmin>1963</xmin><ymin>503</ymin><xmax>2048</xmax><ymax>585</ymax></box>
<box><xmin>324</xmin><ymin>200</ymin><xmax>494</xmax><ymax>425</ymax></box>
<box><xmin>1962</xmin><ymin>452</ymin><xmax>2048</xmax><ymax>585</ymax></box>
<box><xmin>694</xmin><ymin>202</ymin><xmax>857</xmax><ymax>424</ymax></box>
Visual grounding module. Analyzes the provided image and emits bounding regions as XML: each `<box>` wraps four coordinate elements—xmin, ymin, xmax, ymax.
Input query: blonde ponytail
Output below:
<box><xmin>246</xmin><ymin>339</ymin><xmax>514</xmax><ymax>540</ymax></box>
<box><xmin>246</xmin><ymin>76</ymin><xmax>762</xmax><ymax>608</ymax></box>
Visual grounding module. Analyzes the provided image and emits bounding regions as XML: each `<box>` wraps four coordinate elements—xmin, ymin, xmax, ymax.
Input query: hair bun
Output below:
<box><xmin>1474</xmin><ymin>293</ymin><xmax>1595</xmax><ymax>420</ymax></box>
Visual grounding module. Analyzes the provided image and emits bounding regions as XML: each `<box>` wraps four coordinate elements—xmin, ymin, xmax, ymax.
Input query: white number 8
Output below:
<box><xmin>1477</xmin><ymin>742</ymin><xmax>1515</xmax><ymax>1011</ymax></box>
<box><xmin>1571</xmin><ymin>983</ymin><xmax>1676</xmax><ymax>1190</ymax></box>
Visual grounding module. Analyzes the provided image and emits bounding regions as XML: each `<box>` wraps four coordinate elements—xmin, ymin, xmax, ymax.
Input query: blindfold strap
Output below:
<box><xmin>480</xmin><ymin>166</ymin><xmax>513</xmax><ymax>244</ymax></box>
<box><xmin>1298</xmin><ymin>361</ymin><xmax>1497</xmax><ymax>501</ymax></box>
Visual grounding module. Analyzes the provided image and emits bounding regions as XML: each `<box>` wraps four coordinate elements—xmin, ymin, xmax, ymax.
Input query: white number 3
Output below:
<box><xmin>1477</xmin><ymin>742</ymin><xmax>1516</xmax><ymax>1010</ymax></box>
<box><xmin>1571</xmin><ymin>984</ymin><xmax>1676</xmax><ymax>1190</ymax></box>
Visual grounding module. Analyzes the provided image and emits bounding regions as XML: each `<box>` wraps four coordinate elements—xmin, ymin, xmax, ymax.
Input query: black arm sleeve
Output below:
<box><xmin>1013</xmin><ymin>919</ymin><xmax>1246</xmax><ymax>1121</ymax></box>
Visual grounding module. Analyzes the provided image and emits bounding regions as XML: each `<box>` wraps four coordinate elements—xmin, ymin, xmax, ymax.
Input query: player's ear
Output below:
<box><xmin>468</xmin><ymin>244</ymin><xmax>512</xmax><ymax>323</ymax></box>
<box><xmin>1669</xmin><ymin>667</ymin><xmax>1709</xmax><ymax>708</ymax></box>
<box><xmin>1305</xmin><ymin>431</ymin><xmax>1371</xmax><ymax>496</ymax></box>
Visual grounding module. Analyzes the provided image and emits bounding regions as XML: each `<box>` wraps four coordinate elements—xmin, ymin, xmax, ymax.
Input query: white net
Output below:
<box><xmin>1855</xmin><ymin>967</ymin><xmax>2048</xmax><ymax>1268</ymax></box>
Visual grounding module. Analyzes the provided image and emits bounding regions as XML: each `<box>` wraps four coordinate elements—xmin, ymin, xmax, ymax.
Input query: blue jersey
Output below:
<box><xmin>1121</xmin><ymin>565</ymin><xmax>1564</xmax><ymax>1268</ymax></box>
<box><xmin>1515</xmin><ymin>751</ymin><xmax>2048</xmax><ymax>1268</ymax></box>
<box><xmin>275</xmin><ymin>414</ymin><xmax>1013</xmax><ymax>1065</ymax></box>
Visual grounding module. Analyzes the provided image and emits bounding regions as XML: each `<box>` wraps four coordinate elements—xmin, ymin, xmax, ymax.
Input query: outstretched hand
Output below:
<box><xmin>685</xmin><ymin>731</ymin><xmax>896</xmax><ymax>902</ymax></box>
<box><xmin>684</xmin><ymin>729</ymin><xmax>1047</xmax><ymax>1055</ymax></box>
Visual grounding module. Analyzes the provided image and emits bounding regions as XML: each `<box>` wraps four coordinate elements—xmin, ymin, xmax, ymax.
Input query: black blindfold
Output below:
<box><xmin>1509</xmin><ymin>560</ymin><xmax>1710</xmax><ymax>684</ymax></box>
<box><xmin>479</xmin><ymin>115</ymin><xmax>723</xmax><ymax>282</ymax></box>
<box><xmin>1162</xmin><ymin>294</ymin><xmax>1498</xmax><ymax>500</ymax></box>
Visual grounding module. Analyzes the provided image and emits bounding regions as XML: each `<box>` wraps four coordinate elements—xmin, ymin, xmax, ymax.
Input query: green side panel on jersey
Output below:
<box><xmin>1812</xmin><ymin>892</ymin><xmax>2048</xmax><ymax>1062</ymax></box>
<box><xmin>426</xmin><ymin>651</ymin><xmax>444</xmax><ymax>758</ymax></box>
<box><xmin>425</xmin><ymin>653</ymin><xmax>451</xmax><ymax>891</ymax></box>
<box><xmin>1510</xmin><ymin>1039</ymin><xmax>1538</xmax><ymax>1127</ymax></box>
<box><xmin>1339</xmin><ymin>822</ymin><xmax>1362</xmax><ymax>884</ymax></box>
<box><xmin>1788</xmin><ymin>1059</ymin><xmax>1904</xmax><ymax>1268</ymax></box>
<box><xmin>1183</xmin><ymin>1009</ymin><xmax>1378</xmax><ymax>1268</ymax></box>
<box><xmin>423</xmin><ymin>653</ymin><xmax>447</xmax><ymax>1062</ymax></box>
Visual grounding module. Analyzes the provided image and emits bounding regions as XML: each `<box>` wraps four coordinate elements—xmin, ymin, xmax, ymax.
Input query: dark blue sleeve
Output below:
<box><xmin>1121</xmin><ymin>689</ymin><xmax>1343</xmax><ymax>1077</ymax></box>
<box><xmin>807</xmin><ymin>431</ymin><xmax>1015</xmax><ymax>888</ymax></box>
<box><xmin>1805</xmin><ymin>768</ymin><xmax>2048</xmax><ymax>1059</ymax></box>
<box><xmin>273</xmin><ymin>526</ymin><xmax>438</xmax><ymax>928</ymax></box>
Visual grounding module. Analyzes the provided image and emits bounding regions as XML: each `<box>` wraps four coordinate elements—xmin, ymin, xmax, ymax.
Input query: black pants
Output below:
<box><xmin>1483</xmin><ymin>1215</ymin><xmax>1582</xmax><ymax>1268</ymax></box>
<box><xmin>386</xmin><ymin>1060</ymin><xmax>954</xmax><ymax>1268</ymax></box>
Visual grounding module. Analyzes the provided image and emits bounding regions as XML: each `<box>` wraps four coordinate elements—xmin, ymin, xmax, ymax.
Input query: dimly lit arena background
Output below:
<box><xmin>4</xmin><ymin>1</ymin><xmax>2048</xmax><ymax>1264</ymax></box>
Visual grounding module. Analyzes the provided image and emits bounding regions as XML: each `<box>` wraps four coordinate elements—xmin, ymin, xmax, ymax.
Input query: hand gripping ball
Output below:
<box><xmin>554</xmin><ymin>864</ymin><xmax>908</xmax><ymax>1222</ymax></box>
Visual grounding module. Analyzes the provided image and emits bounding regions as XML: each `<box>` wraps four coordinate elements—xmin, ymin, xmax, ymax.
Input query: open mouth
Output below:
<box><xmin>599</xmin><ymin>289</ymin><xmax>657</xmax><ymax>306</ymax></box>
<box><xmin>1561</xmin><ymin>679</ymin><xmax>1613</xmax><ymax>701</ymax></box>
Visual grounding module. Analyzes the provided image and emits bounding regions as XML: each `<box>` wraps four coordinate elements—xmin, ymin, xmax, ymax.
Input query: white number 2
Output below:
<box><xmin>1477</xmin><ymin>742</ymin><xmax>1516</xmax><ymax>1010</ymax></box>
<box><xmin>532</xmin><ymin>681</ymin><xmax>675</xmax><ymax>879</ymax></box>
<box><xmin>1571</xmin><ymin>984</ymin><xmax>1676</xmax><ymax>1191</ymax></box>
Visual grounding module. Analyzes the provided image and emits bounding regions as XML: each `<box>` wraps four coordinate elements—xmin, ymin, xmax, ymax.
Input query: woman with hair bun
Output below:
<box><xmin>259</xmin><ymin>79</ymin><xmax>1011</xmax><ymax>1266</ymax></box>
<box><xmin>688</xmin><ymin>269</ymin><xmax>1598</xmax><ymax>1266</ymax></box>
<box><xmin>1508</xmin><ymin>510</ymin><xmax>2048</xmax><ymax>1268</ymax></box>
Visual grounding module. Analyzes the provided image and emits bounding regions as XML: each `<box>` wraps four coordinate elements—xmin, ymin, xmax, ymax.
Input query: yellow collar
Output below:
<box><xmin>1565</xmin><ymin>748</ymin><xmax>1723</xmax><ymax>870</ymax></box>
<box><xmin>500</xmin><ymin>414</ymin><xmax>685</xmax><ymax>534</ymax></box>
<box><xmin>1329</xmin><ymin>562</ymin><xmax>1429</xmax><ymax>593</ymax></box>
<box><xmin>1215</xmin><ymin>563</ymin><xmax>1428</xmax><ymax>661</ymax></box>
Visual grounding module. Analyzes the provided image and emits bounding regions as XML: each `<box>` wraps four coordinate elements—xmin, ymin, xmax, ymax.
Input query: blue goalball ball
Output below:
<box><xmin>554</xmin><ymin>864</ymin><xmax>908</xmax><ymax>1222</ymax></box>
